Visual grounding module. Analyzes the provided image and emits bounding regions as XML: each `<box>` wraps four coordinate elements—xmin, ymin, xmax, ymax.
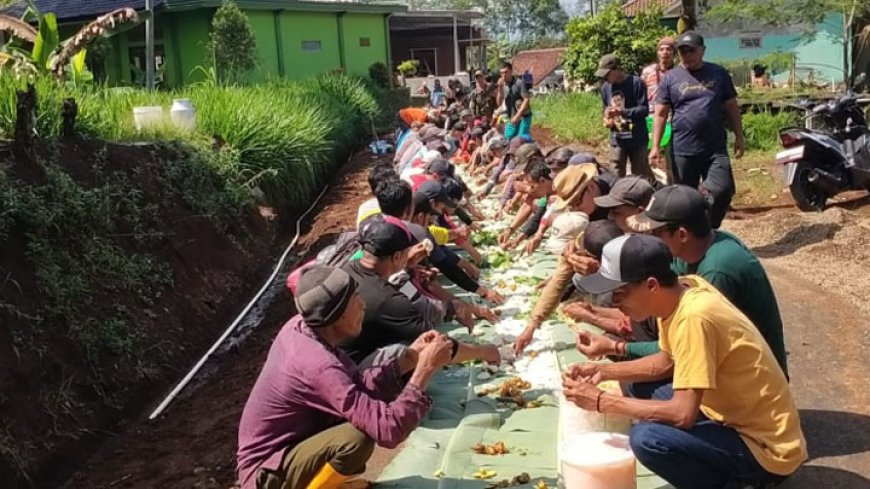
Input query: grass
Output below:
<box><xmin>534</xmin><ymin>92</ymin><xmax>793</xmax><ymax>207</ymax></box>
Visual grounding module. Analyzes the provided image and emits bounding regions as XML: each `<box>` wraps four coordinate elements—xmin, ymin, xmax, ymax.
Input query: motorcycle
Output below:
<box><xmin>774</xmin><ymin>73</ymin><xmax>870</xmax><ymax>211</ymax></box>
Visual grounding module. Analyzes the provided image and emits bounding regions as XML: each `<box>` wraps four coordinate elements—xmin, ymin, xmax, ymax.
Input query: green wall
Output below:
<box><xmin>341</xmin><ymin>13</ymin><xmax>388</xmax><ymax>76</ymax></box>
<box><xmin>244</xmin><ymin>10</ymin><xmax>281</xmax><ymax>81</ymax></box>
<box><xmin>279</xmin><ymin>11</ymin><xmax>343</xmax><ymax>78</ymax></box>
<box><xmin>168</xmin><ymin>9</ymin><xmax>212</xmax><ymax>85</ymax></box>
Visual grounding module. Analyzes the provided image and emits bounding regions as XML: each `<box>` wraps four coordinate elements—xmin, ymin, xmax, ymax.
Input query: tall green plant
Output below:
<box><xmin>207</xmin><ymin>0</ymin><xmax>258</xmax><ymax>83</ymax></box>
<box><xmin>563</xmin><ymin>3</ymin><xmax>673</xmax><ymax>84</ymax></box>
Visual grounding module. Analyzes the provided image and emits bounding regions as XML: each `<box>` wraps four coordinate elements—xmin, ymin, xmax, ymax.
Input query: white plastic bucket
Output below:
<box><xmin>557</xmin><ymin>391</ymin><xmax>632</xmax><ymax>443</ymax></box>
<box><xmin>560</xmin><ymin>433</ymin><xmax>636</xmax><ymax>489</ymax></box>
<box><xmin>133</xmin><ymin>106</ymin><xmax>164</xmax><ymax>131</ymax></box>
<box><xmin>170</xmin><ymin>98</ymin><xmax>197</xmax><ymax>131</ymax></box>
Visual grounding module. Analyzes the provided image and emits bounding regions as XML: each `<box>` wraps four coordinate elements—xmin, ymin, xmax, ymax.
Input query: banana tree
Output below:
<box><xmin>0</xmin><ymin>1</ymin><xmax>142</xmax><ymax>86</ymax></box>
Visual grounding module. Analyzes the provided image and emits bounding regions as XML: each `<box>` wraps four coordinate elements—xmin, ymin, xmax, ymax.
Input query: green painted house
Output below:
<box><xmin>9</xmin><ymin>0</ymin><xmax>406</xmax><ymax>87</ymax></box>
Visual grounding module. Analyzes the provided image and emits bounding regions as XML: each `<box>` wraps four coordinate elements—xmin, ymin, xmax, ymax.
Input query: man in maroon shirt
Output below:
<box><xmin>237</xmin><ymin>266</ymin><xmax>453</xmax><ymax>489</ymax></box>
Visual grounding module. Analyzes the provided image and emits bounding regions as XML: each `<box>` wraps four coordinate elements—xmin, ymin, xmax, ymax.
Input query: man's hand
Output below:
<box><xmin>563</xmin><ymin>362</ymin><xmax>603</xmax><ymax>383</ymax></box>
<box><xmin>510</xmin><ymin>115</ymin><xmax>521</xmax><ymax>126</ymax></box>
<box><xmin>473</xmin><ymin>305</ymin><xmax>500</xmax><ymax>323</ymax></box>
<box><xmin>417</xmin><ymin>336</ymin><xmax>454</xmax><ymax>372</ymax></box>
<box><xmin>497</xmin><ymin>229</ymin><xmax>512</xmax><ymax>246</ymax></box>
<box><xmin>479</xmin><ymin>344</ymin><xmax>502</xmax><ymax>364</ymax></box>
<box><xmin>566</xmin><ymin>252</ymin><xmax>600</xmax><ymax>276</ymax></box>
<box><xmin>453</xmin><ymin>301</ymin><xmax>475</xmax><ymax>331</ymax></box>
<box><xmin>562</xmin><ymin>376</ymin><xmax>605</xmax><ymax>412</ymax></box>
<box><xmin>410</xmin><ymin>330</ymin><xmax>442</xmax><ymax>354</ymax></box>
<box><xmin>525</xmin><ymin>233</ymin><xmax>544</xmax><ymax>255</ymax></box>
<box><xmin>734</xmin><ymin>136</ymin><xmax>745</xmax><ymax>159</ymax></box>
<box><xmin>480</xmin><ymin>287</ymin><xmax>505</xmax><ymax>305</ymax></box>
<box><xmin>461</xmin><ymin>260</ymin><xmax>481</xmax><ymax>280</ymax></box>
<box><xmin>513</xmin><ymin>324</ymin><xmax>537</xmax><ymax>355</ymax></box>
<box><xmin>575</xmin><ymin>331</ymin><xmax>618</xmax><ymax>360</ymax></box>
<box><xmin>407</xmin><ymin>242</ymin><xmax>430</xmax><ymax>265</ymax></box>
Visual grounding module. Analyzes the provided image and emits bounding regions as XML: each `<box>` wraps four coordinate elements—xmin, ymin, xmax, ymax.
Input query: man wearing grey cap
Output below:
<box><xmin>237</xmin><ymin>265</ymin><xmax>453</xmax><ymax>489</ymax></box>
<box><xmin>650</xmin><ymin>31</ymin><xmax>745</xmax><ymax>228</ymax></box>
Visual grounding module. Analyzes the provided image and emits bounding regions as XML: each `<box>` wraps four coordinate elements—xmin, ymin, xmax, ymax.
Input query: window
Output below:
<box><xmin>739</xmin><ymin>37</ymin><xmax>761</xmax><ymax>49</ymax></box>
<box><xmin>302</xmin><ymin>40</ymin><xmax>322</xmax><ymax>52</ymax></box>
<box><xmin>359</xmin><ymin>37</ymin><xmax>371</xmax><ymax>47</ymax></box>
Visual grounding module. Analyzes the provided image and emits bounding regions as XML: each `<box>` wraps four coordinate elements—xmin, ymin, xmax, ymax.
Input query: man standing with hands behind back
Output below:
<box><xmin>650</xmin><ymin>31</ymin><xmax>745</xmax><ymax>228</ymax></box>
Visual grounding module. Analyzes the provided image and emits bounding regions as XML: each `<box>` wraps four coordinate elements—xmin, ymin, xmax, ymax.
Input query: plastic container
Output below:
<box><xmin>133</xmin><ymin>106</ymin><xmax>164</xmax><ymax>131</ymax></box>
<box><xmin>170</xmin><ymin>98</ymin><xmax>197</xmax><ymax>131</ymax></box>
<box><xmin>557</xmin><ymin>390</ymin><xmax>632</xmax><ymax>441</ymax></box>
<box><xmin>560</xmin><ymin>433</ymin><xmax>636</xmax><ymax>489</ymax></box>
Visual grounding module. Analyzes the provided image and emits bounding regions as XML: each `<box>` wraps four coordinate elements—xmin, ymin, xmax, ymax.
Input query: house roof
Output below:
<box><xmin>3</xmin><ymin>0</ymin><xmax>404</xmax><ymax>22</ymax></box>
<box><xmin>391</xmin><ymin>10</ymin><xmax>484</xmax><ymax>32</ymax></box>
<box><xmin>622</xmin><ymin>0</ymin><xmax>680</xmax><ymax>18</ymax></box>
<box><xmin>511</xmin><ymin>48</ymin><xmax>566</xmax><ymax>86</ymax></box>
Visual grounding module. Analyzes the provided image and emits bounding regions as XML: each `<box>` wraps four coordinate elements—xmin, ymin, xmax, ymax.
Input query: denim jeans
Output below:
<box><xmin>672</xmin><ymin>151</ymin><xmax>735</xmax><ymax>229</ymax></box>
<box><xmin>630</xmin><ymin>419</ymin><xmax>785</xmax><ymax>489</ymax></box>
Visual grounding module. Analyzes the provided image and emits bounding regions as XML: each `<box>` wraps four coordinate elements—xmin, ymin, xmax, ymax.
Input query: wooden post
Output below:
<box><xmin>62</xmin><ymin>98</ymin><xmax>78</xmax><ymax>139</ymax></box>
<box><xmin>13</xmin><ymin>84</ymin><xmax>36</xmax><ymax>158</ymax></box>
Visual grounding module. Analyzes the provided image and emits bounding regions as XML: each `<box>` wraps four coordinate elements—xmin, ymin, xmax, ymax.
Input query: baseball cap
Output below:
<box><xmin>595</xmin><ymin>54</ymin><xmax>621</xmax><ymax>78</ymax></box>
<box><xmin>574</xmin><ymin>234</ymin><xmax>674</xmax><ymax>294</ymax></box>
<box><xmin>594</xmin><ymin>176</ymin><xmax>655</xmax><ymax>209</ymax></box>
<box><xmin>581</xmin><ymin>219</ymin><xmax>624</xmax><ymax>259</ymax></box>
<box><xmin>425</xmin><ymin>158</ymin><xmax>455</xmax><ymax>177</ymax></box>
<box><xmin>420</xmin><ymin>125</ymin><xmax>446</xmax><ymax>143</ymax></box>
<box><xmin>487</xmin><ymin>136</ymin><xmax>507</xmax><ymax>151</ymax></box>
<box><xmin>514</xmin><ymin>143</ymin><xmax>543</xmax><ymax>171</ymax></box>
<box><xmin>553</xmin><ymin>163</ymin><xmax>598</xmax><ymax>211</ymax></box>
<box><xmin>412</xmin><ymin>191</ymin><xmax>438</xmax><ymax>216</ymax></box>
<box><xmin>547</xmin><ymin>147</ymin><xmax>575</xmax><ymax>165</ymax></box>
<box><xmin>506</xmin><ymin>135</ymin><xmax>534</xmax><ymax>155</ymax></box>
<box><xmin>545</xmin><ymin>212</ymin><xmax>589</xmax><ymax>254</ymax></box>
<box><xmin>627</xmin><ymin>184</ymin><xmax>710</xmax><ymax>232</ymax></box>
<box><xmin>471</xmin><ymin>127</ymin><xmax>485</xmax><ymax>138</ymax></box>
<box><xmin>358</xmin><ymin>216</ymin><xmax>414</xmax><ymax>257</ymax></box>
<box><xmin>677</xmin><ymin>31</ymin><xmax>705</xmax><ymax>49</ymax></box>
<box><xmin>427</xmin><ymin>139</ymin><xmax>450</xmax><ymax>153</ymax></box>
<box><xmin>568</xmin><ymin>153</ymin><xmax>598</xmax><ymax>165</ymax></box>
<box><xmin>659</xmin><ymin>36</ymin><xmax>677</xmax><ymax>50</ymax></box>
<box><xmin>442</xmin><ymin>177</ymin><xmax>464</xmax><ymax>202</ymax></box>
<box><xmin>295</xmin><ymin>266</ymin><xmax>358</xmax><ymax>328</ymax></box>
<box><xmin>474</xmin><ymin>69</ymin><xmax>485</xmax><ymax>78</ymax></box>
<box><xmin>452</xmin><ymin>121</ymin><xmax>468</xmax><ymax>132</ymax></box>
<box><xmin>417</xmin><ymin>180</ymin><xmax>457</xmax><ymax>208</ymax></box>
<box><xmin>459</xmin><ymin>109</ymin><xmax>472</xmax><ymax>119</ymax></box>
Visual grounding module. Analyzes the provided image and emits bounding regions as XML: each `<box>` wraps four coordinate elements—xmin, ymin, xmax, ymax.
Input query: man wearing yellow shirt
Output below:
<box><xmin>566</xmin><ymin>234</ymin><xmax>806</xmax><ymax>488</ymax></box>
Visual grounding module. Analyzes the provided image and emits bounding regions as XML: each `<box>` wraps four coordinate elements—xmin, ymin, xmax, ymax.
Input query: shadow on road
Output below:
<box><xmin>752</xmin><ymin>223</ymin><xmax>841</xmax><ymax>258</ymax></box>
<box><xmin>800</xmin><ymin>409</ymin><xmax>870</xmax><ymax>460</ymax></box>
<box><xmin>785</xmin><ymin>464</ymin><xmax>870</xmax><ymax>488</ymax></box>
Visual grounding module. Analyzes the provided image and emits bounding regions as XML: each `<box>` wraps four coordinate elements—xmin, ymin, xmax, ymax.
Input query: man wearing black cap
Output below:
<box><xmin>650</xmin><ymin>31</ymin><xmax>745</xmax><ymax>228</ymax></box>
<box><xmin>342</xmin><ymin>217</ymin><xmax>500</xmax><ymax>365</ymax></box>
<box><xmin>564</xmin><ymin>234</ymin><xmax>806</xmax><ymax>489</ymax></box>
<box><xmin>628</xmin><ymin>184</ymin><xmax>788</xmax><ymax>375</ymax></box>
<box><xmin>237</xmin><ymin>265</ymin><xmax>453</xmax><ymax>489</ymax></box>
<box><xmin>596</xmin><ymin>54</ymin><xmax>653</xmax><ymax>180</ymax></box>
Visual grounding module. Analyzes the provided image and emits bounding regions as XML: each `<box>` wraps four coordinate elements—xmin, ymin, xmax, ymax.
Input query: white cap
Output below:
<box><xmin>545</xmin><ymin>212</ymin><xmax>589</xmax><ymax>254</ymax></box>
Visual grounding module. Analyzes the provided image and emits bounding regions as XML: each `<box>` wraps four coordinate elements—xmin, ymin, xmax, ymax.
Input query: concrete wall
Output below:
<box><xmin>391</xmin><ymin>27</ymin><xmax>473</xmax><ymax>77</ymax></box>
<box><xmin>280</xmin><ymin>11</ymin><xmax>343</xmax><ymax>78</ymax></box>
<box><xmin>341</xmin><ymin>13</ymin><xmax>389</xmax><ymax>76</ymax></box>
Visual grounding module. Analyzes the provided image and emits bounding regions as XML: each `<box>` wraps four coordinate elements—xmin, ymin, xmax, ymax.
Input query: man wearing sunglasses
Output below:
<box><xmin>650</xmin><ymin>31</ymin><xmax>745</xmax><ymax>229</ymax></box>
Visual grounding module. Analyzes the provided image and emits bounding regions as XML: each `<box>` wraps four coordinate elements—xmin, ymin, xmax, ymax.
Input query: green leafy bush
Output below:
<box><xmin>563</xmin><ymin>3</ymin><xmax>673</xmax><ymax>84</ymax></box>
<box><xmin>534</xmin><ymin>92</ymin><xmax>609</xmax><ymax>147</ymax></box>
<box><xmin>368</xmin><ymin>61</ymin><xmax>392</xmax><ymax>89</ymax></box>
<box><xmin>742</xmin><ymin>110</ymin><xmax>800</xmax><ymax>152</ymax></box>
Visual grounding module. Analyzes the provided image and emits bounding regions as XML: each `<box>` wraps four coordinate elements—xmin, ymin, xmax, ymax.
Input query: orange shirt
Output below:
<box><xmin>399</xmin><ymin>107</ymin><xmax>428</xmax><ymax>126</ymax></box>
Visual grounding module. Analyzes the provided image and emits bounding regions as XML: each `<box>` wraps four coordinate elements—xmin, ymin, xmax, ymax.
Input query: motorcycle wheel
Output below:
<box><xmin>789</xmin><ymin>161</ymin><xmax>828</xmax><ymax>212</ymax></box>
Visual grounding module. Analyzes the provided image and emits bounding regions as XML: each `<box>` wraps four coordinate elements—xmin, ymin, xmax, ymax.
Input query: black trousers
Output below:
<box><xmin>672</xmin><ymin>151</ymin><xmax>735</xmax><ymax>229</ymax></box>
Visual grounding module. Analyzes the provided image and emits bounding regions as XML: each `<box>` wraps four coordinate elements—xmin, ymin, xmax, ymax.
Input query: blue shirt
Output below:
<box><xmin>657</xmin><ymin>63</ymin><xmax>737</xmax><ymax>156</ymax></box>
<box><xmin>601</xmin><ymin>74</ymin><xmax>649</xmax><ymax>149</ymax></box>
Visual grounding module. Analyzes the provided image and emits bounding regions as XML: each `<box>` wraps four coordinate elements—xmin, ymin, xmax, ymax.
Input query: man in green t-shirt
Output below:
<box><xmin>629</xmin><ymin>185</ymin><xmax>788</xmax><ymax>376</ymax></box>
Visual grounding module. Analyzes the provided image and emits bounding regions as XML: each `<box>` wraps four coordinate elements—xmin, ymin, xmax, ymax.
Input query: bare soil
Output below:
<box><xmin>62</xmin><ymin>150</ymin><xmax>385</xmax><ymax>489</ymax></box>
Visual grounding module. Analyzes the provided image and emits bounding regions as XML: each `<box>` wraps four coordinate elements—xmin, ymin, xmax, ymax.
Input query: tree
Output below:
<box><xmin>563</xmin><ymin>3</ymin><xmax>673</xmax><ymax>84</ymax></box>
<box><xmin>706</xmin><ymin>0</ymin><xmax>870</xmax><ymax>82</ymax></box>
<box><xmin>207</xmin><ymin>0</ymin><xmax>258</xmax><ymax>83</ymax></box>
<box><xmin>405</xmin><ymin>0</ymin><xmax>568</xmax><ymax>42</ymax></box>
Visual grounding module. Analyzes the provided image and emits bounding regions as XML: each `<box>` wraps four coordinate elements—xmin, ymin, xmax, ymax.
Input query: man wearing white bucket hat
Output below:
<box><xmin>564</xmin><ymin>234</ymin><xmax>806</xmax><ymax>489</ymax></box>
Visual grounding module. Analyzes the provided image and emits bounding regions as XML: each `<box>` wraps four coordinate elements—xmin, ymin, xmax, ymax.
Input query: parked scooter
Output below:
<box><xmin>775</xmin><ymin>73</ymin><xmax>870</xmax><ymax>211</ymax></box>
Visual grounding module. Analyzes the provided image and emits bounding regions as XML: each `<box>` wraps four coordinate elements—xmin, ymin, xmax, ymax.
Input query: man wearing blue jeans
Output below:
<box><xmin>566</xmin><ymin>234</ymin><xmax>806</xmax><ymax>489</ymax></box>
<box><xmin>497</xmin><ymin>61</ymin><xmax>532</xmax><ymax>140</ymax></box>
<box><xmin>650</xmin><ymin>31</ymin><xmax>745</xmax><ymax>228</ymax></box>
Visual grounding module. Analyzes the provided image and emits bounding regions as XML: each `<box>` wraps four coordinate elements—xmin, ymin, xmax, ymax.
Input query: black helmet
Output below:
<box><xmin>547</xmin><ymin>147</ymin><xmax>575</xmax><ymax>165</ymax></box>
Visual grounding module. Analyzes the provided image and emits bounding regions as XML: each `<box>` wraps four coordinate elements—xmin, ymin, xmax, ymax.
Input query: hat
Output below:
<box><xmin>594</xmin><ymin>176</ymin><xmax>655</xmax><ymax>209</ymax></box>
<box><xmin>505</xmin><ymin>135</ymin><xmax>534</xmax><ymax>155</ymax></box>
<box><xmin>427</xmin><ymin>139</ymin><xmax>450</xmax><ymax>153</ymax></box>
<box><xmin>442</xmin><ymin>177</ymin><xmax>464</xmax><ymax>202</ymax></box>
<box><xmin>295</xmin><ymin>266</ymin><xmax>359</xmax><ymax>328</ymax></box>
<box><xmin>574</xmin><ymin>234</ymin><xmax>673</xmax><ymax>294</ymax></box>
<box><xmin>677</xmin><ymin>31</ymin><xmax>705</xmax><ymax>49</ymax></box>
<box><xmin>514</xmin><ymin>143</ymin><xmax>543</xmax><ymax>171</ymax></box>
<box><xmin>452</xmin><ymin>121</ymin><xmax>468</xmax><ymax>132</ymax></box>
<box><xmin>487</xmin><ymin>136</ymin><xmax>507</xmax><ymax>151</ymax></box>
<box><xmin>581</xmin><ymin>219</ymin><xmax>624</xmax><ymax>259</ymax></box>
<box><xmin>627</xmin><ymin>184</ymin><xmax>710</xmax><ymax>232</ymax></box>
<box><xmin>474</xmin><ymin>69</ymin><xmax>485</xmax><ymax>78</ymax></box>
<box><xmin>459</xmin><ymin>109</ymin><xmax>472</xmax><ymax>119</ymax></box>
<box><xmin>412</xmin><ymin>191</ymin><xmax>439</xmax><ymax>216</ymax></box>
<box><xmin>359</xmin><ymin>216</ymin><xmax>414</xmax><ymax>257</ymax></box>
<box><xmin>568</xmin><ymin>153</ymin><xmax>598</xmax><ymax>165</ymax></box>
<box><xmin>545</xmin><ymin>212</ymin><xmax>589</xmax><ymax>254</ymax></box>
<box><xmin>422</xmin><ymin>149</ymin><xmax>442</xmax><ymax>164</ymax></box>
<box><xmin>553</xmin><ymin>163</ymin><xmax>598</xmax><ymax>211</ymax></box>
<box><xmin>471</xmin><ymin>127</ymin><xmax>485</xmax><ymax>138</ymax></box>
<box><xmin>420</xmin><ymin>125</ymin><xmax>446</xmax><ymax>143</ymax></box>
<box><xmin>658</xmin><ymin>36</ymin><xmax>677</xmax><ymax>49</ymax></box>
<box><xmin>417</xmin><ymin>180</ymin><xmax>457</xmax><ymax>208</ymax></box>
<box><xmin>595</xmin><ymin>54</ymin><xmax>621</xmax><ymax>78</ymax></box>
<box><xmin>547</xmin><ymin>147</ymin><xmax>575</xmax><ymax>165</ymax></box>
<box><xmin>425</xmin><ymin>158</ymin><xmax>455</xmax><ymax>177</ymax></box>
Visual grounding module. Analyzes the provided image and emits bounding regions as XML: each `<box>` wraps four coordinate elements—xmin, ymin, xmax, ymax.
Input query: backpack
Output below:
<box><xmin>286</xmin><ymin>230</ymin><xmax>362</xmax><ymax>295</ymax></box>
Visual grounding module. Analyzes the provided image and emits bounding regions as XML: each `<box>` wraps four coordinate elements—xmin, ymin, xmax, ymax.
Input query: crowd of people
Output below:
<box><xmin>235</xmin><ymin>31</ymin><xmax>807</xmax><ymax>489</ymax></box>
